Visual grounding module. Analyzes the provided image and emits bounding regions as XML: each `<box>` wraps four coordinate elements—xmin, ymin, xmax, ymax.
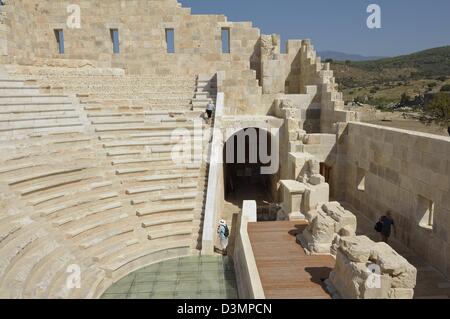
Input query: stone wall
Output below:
<box><xmin>3</xmin><ymin>0</ymin><xmax>263</xmax><ymax>114</ymax></box>
<box><xmin>2</xmin><ymin>0</ymin><xmax>355</xmax><ymax>121</ymax></box>
<box><xmin>233</xmin><ymin>200</ymin><xmax>265</xmax><ymax>299</ymax></box>
<box><xmin>337</xmin><ymin>122</ymin><xmax>450</xmax><ymax>277</ymax></box>
<box><xmin>5</xmin><ymin>0</ymin><xmax>258</xmax><ymax>73</ymax></box>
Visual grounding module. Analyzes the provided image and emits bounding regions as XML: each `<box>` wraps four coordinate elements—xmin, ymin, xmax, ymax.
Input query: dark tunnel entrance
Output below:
<box><xmin>223</xmin><ymin>127</ymin><xmax>279</xmax><ymax>221</ymax></box>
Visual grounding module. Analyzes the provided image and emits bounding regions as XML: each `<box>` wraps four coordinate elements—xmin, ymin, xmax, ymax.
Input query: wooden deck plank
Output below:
<box><xmin>248</xmin><ymin>221</ymin><xmax>335</xmax><ymax>299</ymax></box>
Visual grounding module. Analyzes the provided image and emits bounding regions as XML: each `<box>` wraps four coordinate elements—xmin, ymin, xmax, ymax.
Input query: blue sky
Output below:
<box><xmin>178</xmin><ymin>0</ymin><xmax>450</xmax><ymax>57</ymax></box>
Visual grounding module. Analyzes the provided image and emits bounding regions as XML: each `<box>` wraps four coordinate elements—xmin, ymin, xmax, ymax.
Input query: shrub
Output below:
<box><xmin>421</xmin><ymin>93</ymin><xmax>450</xmax><ymax>129</ymax></box>
<box><xmin>440</xmin><ymin>84</ymin><xmax>450</xmax><ymax>92</ymax></box>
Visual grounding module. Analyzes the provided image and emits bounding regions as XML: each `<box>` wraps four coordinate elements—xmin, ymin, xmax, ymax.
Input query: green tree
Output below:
<box><xmin>420</xmin><ymin>93</ymin><xmax>450</xmax><ymax>135</ymax></box>
<box><xmin>440</xmin><ymin>84</ymin><xmax>450</xmax><ymax>92</ymax></box>
<box><xmin>400</xmin><ymin>93</ymin><xmax>410</xmax><ymax>106</ymax></box>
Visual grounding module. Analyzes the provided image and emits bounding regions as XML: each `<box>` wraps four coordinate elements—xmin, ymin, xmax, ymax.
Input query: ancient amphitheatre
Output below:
<box><xmin>0</xmin><ymin>0</ymin><xmax>449</xmax><ymax>299</ymax></box>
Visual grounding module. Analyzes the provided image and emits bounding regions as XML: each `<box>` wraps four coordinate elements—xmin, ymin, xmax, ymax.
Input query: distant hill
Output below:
<box><xmin>318</xmin><ymin>50</ymin><xmax>386</xmax><ymax>61</ymax></box>
<box><xmin>331</xmin><ymin>46</ymin><xmax>450</xmax><ymax>89</ymax></box>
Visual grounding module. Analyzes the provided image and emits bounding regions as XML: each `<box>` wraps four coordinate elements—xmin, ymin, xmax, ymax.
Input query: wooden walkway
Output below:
<box><xmin>248</xmin><ymin>221</ymin><xmax>335</xmax><ymax>299</ymax></box>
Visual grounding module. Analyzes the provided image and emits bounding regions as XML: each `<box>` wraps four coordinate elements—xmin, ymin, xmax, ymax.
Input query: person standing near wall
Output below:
<box><xmin>206</xmin><ymin>100</ymin><xmax>215</xmax><ymax>125</ymax></box>
<box><xmin>376</xmin><ymin>211</ymin><xmax>396</xmax><ymax>243</ymax></box>
<box><xmin>217</xmin><ymin>219</ymin><xmax>229</xmax><ymax>256</ymax></box>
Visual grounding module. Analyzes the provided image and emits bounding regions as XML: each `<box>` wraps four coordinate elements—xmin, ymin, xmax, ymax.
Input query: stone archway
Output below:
<box><xmin>222</xmin><ymin>127</ymin><xmax>279</xmax><ymax>221</ymax></box>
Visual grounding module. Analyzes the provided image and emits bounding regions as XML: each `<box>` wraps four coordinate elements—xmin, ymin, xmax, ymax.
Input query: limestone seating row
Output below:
<box><xmin>136</xmin><ymin>203</ymin><xmax>197</xmax><ymax>217</ymax></box>
<box><xmin>62</xmin><ymin>209</ymin><xmax>130</xmax><ymax>239</ymax></box>
<box><xmin>124</xmin><ymin>178</ymin><xmax>199</xmax><ymax>197</ymax></box>
<box><xmin>2</xmin><ymin>175</ymin><xmax>142</xmax><ymax>296</ymax></box>
<box><xmin>147</xmin><ymin>227</ymin><xmax>192</xmax><ymax>240</ymax></box>
<box><xmin>93</xmin><ymin>122</ymin><xmax>205</xmax><ymax>132</ymax></box>
<box><xmin>0</xmin><ymin>94</ymin><xmax>71</xmax><ymax>104</ymax></box>
<box><xmin>79</xmin><ymin>226</ymin><xmax>136</xmax><ymax>251</ymax></box>
<box><xmin>0</xmin><ymin>86</ymin><xmax>40</xmax><ymax>95</ymax></box>
<box><xmin>0</xmin><ymin>226</ymin><xmax>62</xmax><ymax>298</ymax></box>
<box><xmin>0</xmin><ymin>105</ymin><xmax>76</xmax><ymax>115</ymax></box>
<box><xmin>100</xmin><ymin>240</ymin><xmax>191</xmax><ymax>279</ymax></box>
<box><xmin>37</xmin><ymin>189</ymin><xmax>120</xmax><ymax>218</ymax></box>
<box><xmin>79</xmin><ymin>98</ymin><xmax>193</xmax><ymax>109</ymax></box>
<box><xmin>0</xmin><ymin>79</ymin><xmax>35</xmax><ymax>88</ymax></box>
<box><xmin>120</xmin><ymin>166</ymin><xmax>201</xmax><ymax>182</ymax></box>
<box><xmin>91</xmin><ymin>236</ymin><xmax>139</xmax><ymax>263</ymax></box>
<box><xmin>0</xmin><ymin>78</ymin><xmax>85</xmax><ymax>136</ymax></box>
<box><xmin>50</xmin><ymin>200</ymin><xmax>124</xmax><ymax>227</ymax></box>
<box><xmin>19</xmin><ymin>246</ymin><xmax>77</xmax><ymax>298</ymax></box>
<box><xmin>0</xmin><ymin>71</ymin><xmax>207</xmax><ymax>297</ymax></box>
<box><xmin>0</xmin><ymin>225</ymin><xmax>49</xmax><ymax>280</ymax></box>
<box><xmin>129</xmin><ymin>187</ymin><xmax>198</xmax><ymax>207</ymax></box>
<box><xmin>8</xmin><ymin>168</ymin><xmax>99</xmax><ymax>197</ymax></box>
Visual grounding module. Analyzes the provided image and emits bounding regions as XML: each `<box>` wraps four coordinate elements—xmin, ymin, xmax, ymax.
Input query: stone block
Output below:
<box><xmin>388</xmin><ymin>288</ymin><xmax>414</xmax><ymax>299</ymax></box>
<box><xmin>339</xmin><ymin>236</ymin><xmax>373</xmax><ymax>263</ymax></box>
<box><xmin>304</xmin><ymin>182</ymin><xmax>329</xmax><ymax>212</ymax></box>
<box><xmin>321</xmin><ymin>202</ymin><xmax>357</xmax><ymax>235</ymax></box>
<box><xmin>301</xmin><ymin>210</ymin><xmax>336</xmax><ymax>254</ymax></box>
<box><xmin>329</xmin><ymin>236</ymin><xmax>417</xmax><ymax>299</ymax></box>
<box><xmin>309</xmin><ymin>173</ymin><xmax>325</xmax><ymax>185</ymax></box>
<box><xmin>280</xmin><ymin>180</ymin><xmax>306</xmax><ymax>220</ymax></box>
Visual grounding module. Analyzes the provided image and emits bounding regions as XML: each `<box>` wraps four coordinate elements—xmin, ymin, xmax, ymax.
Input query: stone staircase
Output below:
<box><xmin>0</xmin><ymin>69</ymin><xmax>211</xmax><ymax>298</ymax></box>
<box><xmin>299</xmin><ymin>41</ymin><xmax>357</xmax><ymax>132</ymax></box>
<box><xmin>192</xmin><ymin>74</ymin><xmax>217</xmax><ymax>111</ymax></box>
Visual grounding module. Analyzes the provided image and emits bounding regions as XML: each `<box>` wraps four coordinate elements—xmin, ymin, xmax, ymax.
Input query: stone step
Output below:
<box><xmin>148</xmin><ymin>227</ymin><xmax>192</xmax><ymax>240</ymax></box>
<box><xmin>0</xmin><ymin>95</ymin><xmax>70</xmax><ymax>104</ymax></box>
<box><xmin>0</xmin><ymin>87</ymin><xmax>41</xmax><ymax>95</ymax></box>
<box><xmin>101</xmin><ymin>241</ymin><xmax>190</xmax><ymax>278</ymax></box>
<box><xmin>137</xmin><ymin>203</ymin><xmax>196</xmax><ymax>217</ymax></box>
<box><xmin>0</xmin><ymin>79</ymin><xmax>28</xmax><ymax>87</ymax></box>
<box><xmin>140</xmin><ymin>214</ymin><xmax>194</xmax><ymax>227</ymax></box>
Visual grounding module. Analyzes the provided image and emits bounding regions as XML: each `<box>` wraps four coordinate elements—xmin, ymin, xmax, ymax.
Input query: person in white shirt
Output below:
<box><xmin>217</xmin><ymin>219</ymin><xmax>229</xmax><ymax>256</ymax></box>
<box><xmin>205</xmin><ymin>101</ymin><xmax>215</xmax><ymax>124</ymax></box>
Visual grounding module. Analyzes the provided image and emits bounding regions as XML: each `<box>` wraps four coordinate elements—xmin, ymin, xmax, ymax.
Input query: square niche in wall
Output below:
<box><xmin>417</xmin><ymin>195</ymin><xmax>434</xmax><ymax>230</ymax></box>
<box><xmin>356</xmin><ymin>168</ymin><xmax>366</xmax><ymax>192</ymax></box>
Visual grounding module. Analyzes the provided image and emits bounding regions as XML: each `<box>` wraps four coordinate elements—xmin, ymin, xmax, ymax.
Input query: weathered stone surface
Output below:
<box><xmin>339</xmin><ymin>236</ymin><xmax>373</xmax><ymax>263</ymax></box>
<box><xmin>372</xmin><ymin>242</ymin><xmax>417</xmax><ymax>289</ymax></box>
<box><xmin>329</xmin><ymin>236</ymin><xmax>417</xmax><ymax>299</ymax></box>
<box><xmin>301</xmin><ymin>202</ymin><xmax>357</xmax><ymax>255</ymax></box>
<box><xmin>322</xmin><ymin>202</ymin><xmax>357</xmax><ymax>235</ymax></box>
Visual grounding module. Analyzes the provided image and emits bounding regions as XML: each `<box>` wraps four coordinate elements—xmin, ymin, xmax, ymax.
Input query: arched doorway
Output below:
<box><xmin>223</xmin><ymin>127</ymin><xmax>279</xmax><ymax>221</ymax></box>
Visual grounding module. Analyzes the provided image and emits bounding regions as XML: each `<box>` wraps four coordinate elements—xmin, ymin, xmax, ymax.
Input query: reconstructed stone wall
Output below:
<box><xmin>4</xmin><ymin>0</ymin><xmax>258</xmax><ymax>73</ymax></box>
<box><xmin>337</xmin><ymin>122</ymin><xmax>450</xmax><ymax>277</ymax></box>
<box><xmin>2</xmin><ymin>0</ymin><xmax>264</xmax><ymax>114</ymax></box>
<box><xmin>1</xmin><ymin>0</ymin><xmax>356</xmax><ymax>122</ymax></box>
